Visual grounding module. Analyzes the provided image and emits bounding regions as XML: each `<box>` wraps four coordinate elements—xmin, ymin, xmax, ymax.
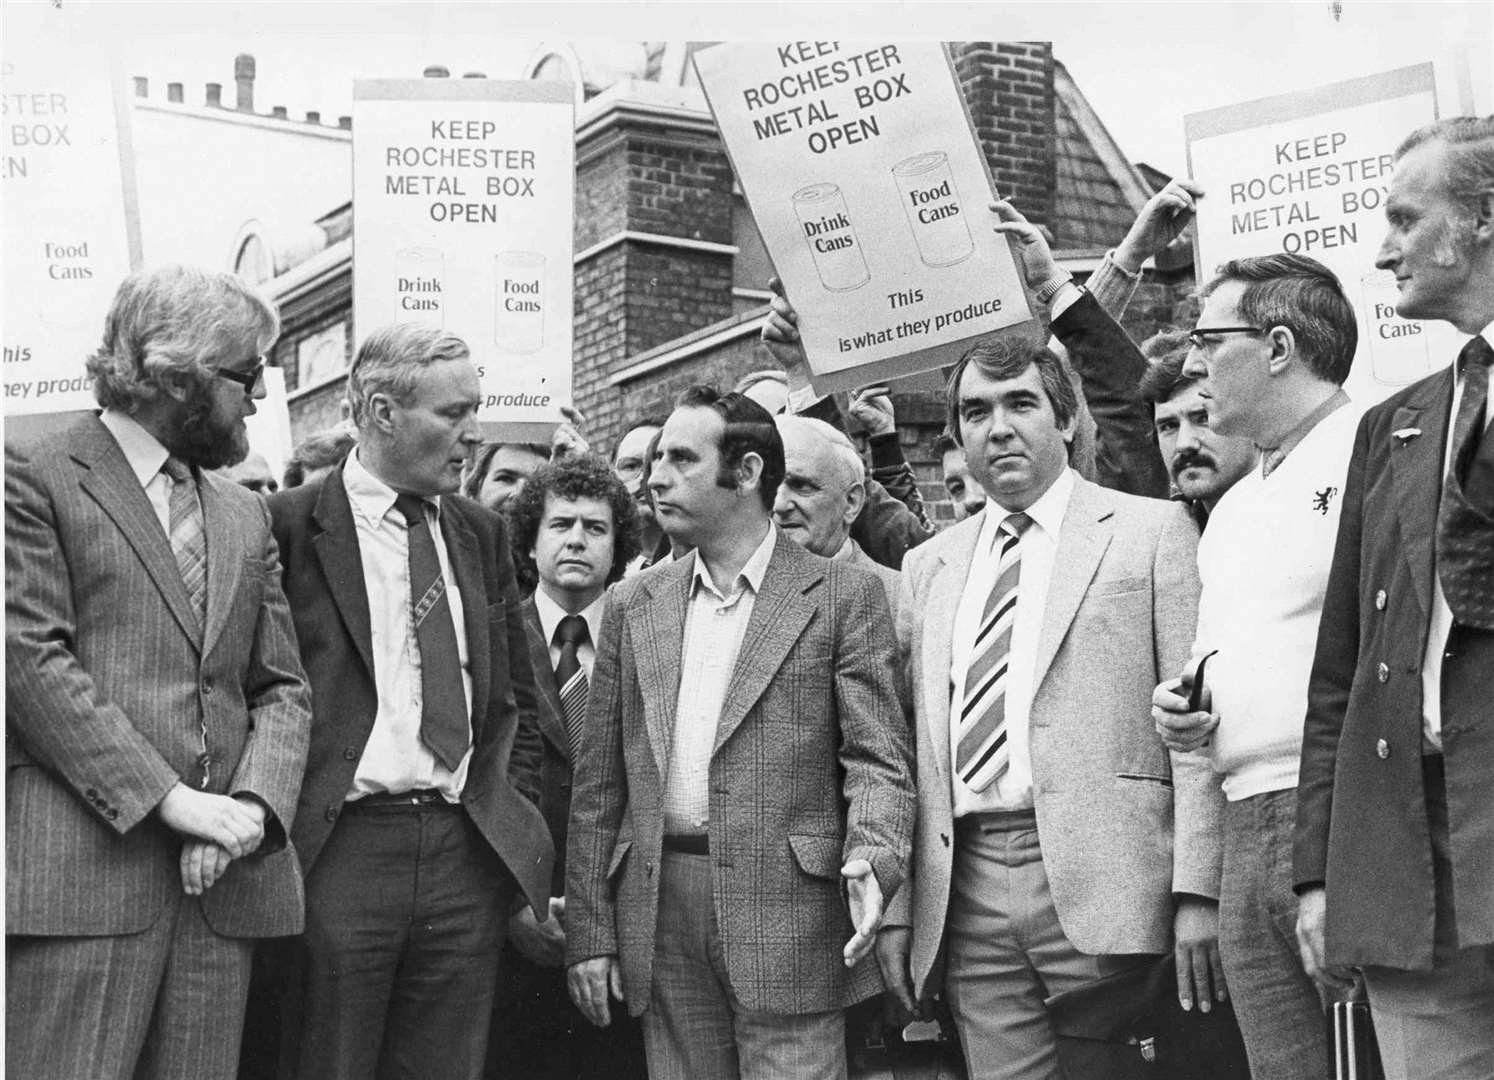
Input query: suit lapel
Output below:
<box><xmin>522</xmin><ymin>598</ymin><xmax>572</xmax><ymax>759</ymax></box>
<box><xmin>922</xmin><ymin>520</ymin><xmax>983</xmax><ymax>788</ymax></box>
<box><xmin>310</xmin><ymin>469</ymin><xmax>377</xmax><ymax>680</ymax></box>
<box><xmin>630</xmin><ymin>558</ymin><xmax>691</xmax><ymax>776</ymax></box>
<box><xmin>198</xmin><ymin>474</ymin><xmax>244</xmax><ymax>658</ymax></box>
<box><xmin>1390</xmin><ymin>370</ymin><xmax>1454</xmax><ymax>621</ymax></box>
<box><xmin>73</xmin><ymin>418</ymin><xmax>203</xmax><ymax>651</ymax></box>
<box><xmin>713</xmin><ymin>535</ymin><xmax>818</xmax><ymax>756</ymax></box>
<box><xmin>1031</xmin><ymin>480</ymin><xmax>1113</xmax><ymax>695</ymax></box>
<box><xmin>440</xmin><ymin>502</ymin><xmax>489</xmax><ymax>729</ymax></box>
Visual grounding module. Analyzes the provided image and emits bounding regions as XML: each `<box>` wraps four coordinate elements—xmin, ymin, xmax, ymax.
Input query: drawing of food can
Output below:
<box><xmin>792</xmin><ymin>183</ymin><xmax>870</xmax><ymax>293</ymax></box>
<box><xmin>395</xmin><ymin>247</ymin><xmax>444</xmax><ymax>325</ymax></box>
<box><xmin>893</xmin><ymin>152</ymin><xmax>974</xmax><ymax>268</ymax></box>
<box><xmin>1361</xmin><ymin>270</ymin><xmax>1433</xmax><ymax>385</ymax></box>
<box><xmin>496</xmin><ymin>251</ymin><xmax>545</xmax><ymax>354</ymax></box>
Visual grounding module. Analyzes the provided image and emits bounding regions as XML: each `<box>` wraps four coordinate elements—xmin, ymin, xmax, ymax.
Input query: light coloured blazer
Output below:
<box><xmin>565</xmin><ymin>531</ymin><xmax>915</xmax><ymax>1015</ymax></box>
<box><xmin>5</xmin><ymin>415</ymin><xmax>312</xmax><ymax>938</ymax></box>
<box><xmin>890</xmin><ymin>476</ymin><xmax>1222</xmax><ymax>997</ymax></box>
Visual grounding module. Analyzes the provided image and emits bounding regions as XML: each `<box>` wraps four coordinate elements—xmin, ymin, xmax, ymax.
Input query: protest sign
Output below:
<box><xmin>352</xmin><ymin>79</ymin><xmax>574</xmax><ymax>440</ymax></box>
<box><xmin>1187</xmin><ymin>64</ymin><xmax>1457</xmax><ymax>404</ymax></box>
<box><xmin>3</xmin><ymin>5</ymin><xmax>142</xmax><ymax>419</ymax></box>
<box><xmin>693</xmin><ymin>42</ymin><xmax>1040</xmax><ymax>393</ymax></box>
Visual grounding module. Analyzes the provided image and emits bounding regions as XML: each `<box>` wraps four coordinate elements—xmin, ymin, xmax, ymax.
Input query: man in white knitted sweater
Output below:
<box><xmin>1152</xmin><ymin>253</ymin><xmax>1361</xmax><ymax>1080</ymax></box>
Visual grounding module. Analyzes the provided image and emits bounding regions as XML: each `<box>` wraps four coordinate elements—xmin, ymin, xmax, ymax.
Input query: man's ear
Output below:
<box><xmin>158</xmin><ymin>367</ymin><xmax>195</xmax><ymax>404</ymax></box>
<box><xmin>843</xmin><ymin>479</ymin><xmax>867</xmax><ymax>525</ymax></box>
<box><xmin>736</xmin><ymin>451</ymin><xmax>765</xmax><ymax>495</ymax></box>
<box><xmin>1473</xmin><ymin>186</ymin><xmax>1494</xmax><ymax>244</ymax></box>
<box><xmin>1266</xmin><ymin>325</ymin><xmax>1296</xmax><ymax>377</ymax></box>
<box><xmin>366</xmin><ymin>392</ymin><xmax>398</xmax><ymax>434</ymax></box>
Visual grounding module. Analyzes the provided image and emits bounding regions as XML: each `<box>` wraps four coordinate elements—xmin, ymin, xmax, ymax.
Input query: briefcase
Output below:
<box><xmin>1044</xmin><ymin>954</ymin><xmax>1250</xmax><ymax>1080</ymax></box>
<box><xmin>1329</xmin><ymin>997</ymin><xmax>1385</xmax><ymax>1080</ymax></box>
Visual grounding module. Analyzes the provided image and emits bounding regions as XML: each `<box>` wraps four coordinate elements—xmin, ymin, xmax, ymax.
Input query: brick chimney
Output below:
<box><xmin>271</xmin><ymin>105</ymin><xmax>288</xmax><ymax>119</ymax></box>
<box><xmin>305</xmin><ymin>110</ymin><xmax>321</xmax><ymax>125</ymax></box>
<box><xmin>951</xmin><ymin>42</ymin><xmax>1057</xmax><ymax>232</ymax></box>
<box><xmin>205</xmin><ymin>82</ymin><xmax>222</xmax><ymax>108</ymax></box>
<box><xmin>234</xmin><ymin>54</ymin><xmax>255</xmax><ymax>112</ymax></box>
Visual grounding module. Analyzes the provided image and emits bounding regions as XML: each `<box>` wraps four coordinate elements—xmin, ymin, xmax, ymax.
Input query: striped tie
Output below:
<box><xmin>161</xmin><ymin>456</ymin><xmax>207</xmax><ymax>626</ymax></box>
<box><xmin>956</xmin><ymin>512</ymin><xmax>1032</xmax><ymax>792</ymax></box>
<box><xmin>553</xmin><ymin>615</ymin><xmax>590</xmax><ymax>761</ymax></box>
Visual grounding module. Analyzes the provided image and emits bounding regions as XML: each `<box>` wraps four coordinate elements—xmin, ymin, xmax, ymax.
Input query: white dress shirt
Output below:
<box><xmin>949</xmin><ymin>468</ymin><xmax>1075</xmax><ymax>815</ymax></box>
<box><xmin>99</xmin><ymin>409</ymin><xmax>173</xmax><ymax>534</ymax></box>
<box><xmin>1421</xmin><ymin>321</ymin><xmax>1494</xmax><ymax>750</ymax></box>
<box><xmin>662</xmin><ymin>524</ymin><xmax>777</xmax><ymax>835</ymax></box>
<box><xmin>342</xmin><ymin>450</ymin><xmax>472</xmax><ymax>801</ymax></box>
<box><xmin>533</xmin><ymin>586</ymin><xmax>605</xmax><ymax>680</ymax></box>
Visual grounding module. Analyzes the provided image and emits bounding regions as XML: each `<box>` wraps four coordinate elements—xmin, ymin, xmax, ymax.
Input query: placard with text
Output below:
<box><xmin>693</xmin><ymin>42</ymin><xmax>1040</xmax><ymax>393</ymax></box>
<box><xmin>1187</xmin><ymin>64</ymin><xmax>1455</xmax><ymax>405</ymax></box>
<box><xmin>353</xmin><ymin>80</ymin><xmax>574</xmax><ymax>438</ymax></box>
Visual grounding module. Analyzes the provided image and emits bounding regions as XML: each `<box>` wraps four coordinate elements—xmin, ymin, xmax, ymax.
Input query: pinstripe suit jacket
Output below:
<box><xmin>5</xmin><ymin>415</ymin><xmax>313</xmax><ymax>937</ymax></box>
<box><xmin>565</xmin><ymin>530</ymin><xmax>915</xmax><ymax>1015</ymax></box>
<box><xmin>888</xmin><ymin>476</ymin><xmax>1223</xmax><ymax>998</ymax></box>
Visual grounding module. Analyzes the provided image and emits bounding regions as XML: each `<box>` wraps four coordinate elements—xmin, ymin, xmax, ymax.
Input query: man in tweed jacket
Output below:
<box><xmin>565</xmin><ymin>387</ymin><xmax>914</xmax><ymax>1080</ymax></box>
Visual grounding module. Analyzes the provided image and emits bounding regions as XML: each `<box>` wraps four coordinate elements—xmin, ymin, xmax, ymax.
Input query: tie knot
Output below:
<box><xmin>393</xmin><ymin>493</ymin><xmax>429</xmax><ymax>528</ymax></box>
<box><xmin>1001</xmin><ymin>512</ymin><xmax>1032</xmax><ymax>539</ymax></box>
<box><xmin>1459</xmin><ymin>335</ymin><xmax>1494</xmax><ymax>375</ymax></box>
<box><xmin>555</xmin><ymin>614</ymin><xmax>589</xmax><ymax>648</ymax></box>
<box><xmin>161</xmin><ymin>456</ymin><xmax>192</xmax><ymax>484</ymax></box>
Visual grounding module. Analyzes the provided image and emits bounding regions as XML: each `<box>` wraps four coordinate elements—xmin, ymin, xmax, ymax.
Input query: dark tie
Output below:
<box><xmin>394</xmin><ymin>494</ymin><xmax>470</xmax><ymax>771</ymax></box>
<box><xmin>1437</xmin><ymin>336</ymin><xmax>1494</xmax><ymax>630</ymax></box>
<box><xmin>553</xmin><ymin>615</ymin><xmax>590</xmax><ymax>761</ymax></box>
<box><xmin>161</xmin><ymin>456</ymin><xmax>207</xmax><ymax>626</ymax></box>
<box><xmin>956</xmin><ymin>512</ymin><xmax>1032</xmax><ymax>792</ymax></box>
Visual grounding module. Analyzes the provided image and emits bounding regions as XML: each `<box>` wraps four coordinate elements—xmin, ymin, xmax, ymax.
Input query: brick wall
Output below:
<box><xmin>952</xmin><ymin>42</ymin><xmax>1057</xmax><ymax>231</ymax></box>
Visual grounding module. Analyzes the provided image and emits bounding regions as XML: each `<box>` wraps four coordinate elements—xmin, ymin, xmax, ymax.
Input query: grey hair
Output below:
<box><xmin>86</xmin><ymin>265</ymin><xmax>279</xmax><ymax>412</ymax></box>
<box><xmin>1395</xmin><ymin>115</ymin><xmax>1494</xmax><ymax>215</ymax></box>
<box><xmin>346</xmin><ymin>323</ymin><xmax>471</xmax><ymax>430</ymax></box>
<box><xmin>775</xmin><ymin>414</ymin><xmax>865</xmax><ymax>491</ymax></box>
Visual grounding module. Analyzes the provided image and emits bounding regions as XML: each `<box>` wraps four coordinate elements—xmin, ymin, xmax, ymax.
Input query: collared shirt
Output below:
<box><xmin>342</xmin><ymin>450</ymin><xmax>472</xmax><ymax>802</ymax></box>
<box><xmin>1421</xmin><ymin>321</ymin><xmax>1494</xmax><ymax>750</ymax></box>
<box><xmin>533</xmin><ymin>586</ymin><xmax>605</xmax><ymax>680</ymax></box>
<box><xmin>661</xmin><ymin>523</ymin><xmax>777</xmax><ymax>835</ymax></box>
<box><xmin>1259</xmin><ymin>389</ymin><xmax>1351</xmax><ymax>477</ymax></box>
<box><xmin>99</xmin><ymin>409</ymin><xmax>173</xmax><ymax>535</ymax></box>
<box><xmin>949</xmin><ymin>468</ymin><xmax>1075</xmax><ymax>815</ymax></box>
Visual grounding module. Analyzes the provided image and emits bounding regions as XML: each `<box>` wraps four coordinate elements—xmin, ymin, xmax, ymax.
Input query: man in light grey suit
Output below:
<box><xmin>5</xmin><ymin>265</ymin><xmax>313</xmax><ymax>1080</ymax></box>
<box><xmin>877</xmin><ymin>335</ymin><xmax>1224</xmax><ymax>1080</ymax></box>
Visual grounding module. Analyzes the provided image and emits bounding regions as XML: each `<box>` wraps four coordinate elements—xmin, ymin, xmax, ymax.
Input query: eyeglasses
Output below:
<box><xmin>1185</xmin><ymin>327</ymin><xmax>1267</xmax><ymax>352</ymax></box>
<box><xmin>211</xmin><ymin>357</ymin><xmax>266</xmax><ymax>394</ymax></box>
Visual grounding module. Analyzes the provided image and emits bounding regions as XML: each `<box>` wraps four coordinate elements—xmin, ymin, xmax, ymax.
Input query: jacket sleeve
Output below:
<box><xmin>850</xmin><ymin>478</ymin><xmax>936</xmax><ymax>571</ymax></box>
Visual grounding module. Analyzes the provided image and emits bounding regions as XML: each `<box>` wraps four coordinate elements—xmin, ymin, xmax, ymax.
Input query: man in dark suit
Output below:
<box><xmin>268</xmin><ymin>322</ymin><xmax>553</xmax><ymax>1080</ymax></box>
<box><xmin>5</xmin><ymin>265</ymin><xmax>312</xmax><ymax>1080</ymax></box>
<box><xmin>485</xmin><ymin>452</ymin><xmax>646</xmax><ymax>1080</ymax></box>
<box><xmin>1295</xmin><ymin>115</ymin><xmax>1494</xmax><ymax>1080</ymax></box>
<box><xmin>566</xmin><ymin>387</ymin><xmax>915</xmax><ymax>1080</ymax></box>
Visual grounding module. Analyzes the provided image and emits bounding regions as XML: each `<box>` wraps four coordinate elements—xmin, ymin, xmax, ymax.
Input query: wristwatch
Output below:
<box><xmin>1034</xmin><ymin>273</ymin><xmax>1075</xmax><ymax>306</ymax></box>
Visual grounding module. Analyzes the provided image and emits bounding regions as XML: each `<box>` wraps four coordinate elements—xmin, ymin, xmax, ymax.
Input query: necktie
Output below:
<box><xmin>956</xmin><ymin>512</ymin><xmax>1032</xmax><ymax>792</ymax></box>
<box><xmin>1437</xmin><ymin>336</ymin><xmax>1494</xmax><ymax>630</ymax></box>
<box><xmin>553</xmin><ymin>615</ymin><xmax>590</xmax><ymax>761</ymax></box>
<box><xmin>394</xmin><ymin>494</ymin><xmax>470</xmax><ymax>771</ymax></box>
<box><xmin>161</xmin><ymin>456</ymin><xmax>207</xmax><ymax>626</ymax></box>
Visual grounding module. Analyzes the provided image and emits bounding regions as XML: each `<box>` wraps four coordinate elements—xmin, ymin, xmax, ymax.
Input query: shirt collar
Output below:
<box><xmin>99</xmin><ymin>408</ymin><xmax>171</xmax><ymax>489</ymax></box>
<box><xmin>829</xmin><ymin>536</ymin><xmax>857</xmax><ymax>563</ymax></box>
<box><xmin>1258</xmin><ymin>387</ymin><xmax>1350</xmax><ymax>476</ymax></box>
<box><xmin>534</xmin><ymin>584</ymin><xmax>606</xmax><ymax>647</ymax></box>
<box><xmin>980</xmin><ymin>467</ymin><xmax>1074</xmax><ymax>550</ymax></box>
<box><xmin>342</xmin><ymin>448</ymin><xmax>442</xmax><ymax>527</ymax></box>
<box><xmin>692</xmin><ymin>522</ymin><xmax>777</xmax><ymax>601</ymax></box>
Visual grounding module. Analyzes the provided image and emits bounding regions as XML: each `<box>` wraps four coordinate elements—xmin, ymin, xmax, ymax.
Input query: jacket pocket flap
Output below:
<box><xmin>606</xmin><ymin>837</ymin><xmax>633</xmax><ymax>881</ymax></box>
<box><xmin>788</xmin><ymin>834</ymin><xmax>842</xmax><ymax>880</ymax></box>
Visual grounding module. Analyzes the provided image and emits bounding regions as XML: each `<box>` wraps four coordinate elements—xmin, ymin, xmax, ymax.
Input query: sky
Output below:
<box><xmin>8</xmin><ymin>0</ymin><xmax>1492</xmax><ymax>177</ymax></box>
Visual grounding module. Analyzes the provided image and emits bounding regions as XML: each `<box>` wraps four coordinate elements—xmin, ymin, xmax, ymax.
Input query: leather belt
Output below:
<box><xmin>662</xmin><ymin>834</ymin><xmax>710</xmax><ymax>855</ymax></box>
<box><xmin>345</xmin><ymin>789</ymin><xmax>456</xmax><ymax>811</ymax></box>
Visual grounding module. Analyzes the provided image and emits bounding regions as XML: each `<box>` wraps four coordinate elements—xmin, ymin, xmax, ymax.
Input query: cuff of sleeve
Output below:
<box><xmin>1047</xmin><ymin>281</ymin><xmax>1085</xmax><ymax>320</ymax></box>
<box><xmin>787</xmin><ymin>385</ymin><xmax>827</xmax><ymax>415</ymax></box>
<box><xmin>868</xmin><ymin>432</ymin><xmax>905</xmax><ymax>470</ymax></box>
<box><xmin>1104</xmin><ymin>248</ymin><xmax>1141</xmax><ymax>279</ymax></box>
<box><xmin>231</xmin><ymin>791</ymin><xmax>287</xmax><ymax>855</ymax></box>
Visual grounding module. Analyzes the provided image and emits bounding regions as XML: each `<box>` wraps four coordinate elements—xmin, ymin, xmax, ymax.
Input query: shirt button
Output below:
<box><xmin>201</xmin><ymin>679</ymin><xmax>214</xmax><ymax>695</ymax></box>
<box><xmin>1375</xmin><ymin>590</ymin><xmax>1387</xmax><ymax>611</ymax></box>
<box><xmin>1376</xmin><ymin>738</ymin><xmax>1391</xmax><ymax>760</ymax></box>
<box><xmin>1377</xmin><ymin>662</ymin><xmax>1389</xmax><ymax>683</ymax></box>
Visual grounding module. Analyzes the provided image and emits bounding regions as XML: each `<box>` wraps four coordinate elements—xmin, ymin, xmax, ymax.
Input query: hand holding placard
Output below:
<box><xmin>1114</xmin><ymin>178</ymin><xmax>1205</xmax><ymax>273</ymax></box>
<box><xmin>990</xmin><ymin>200</ymin><xmax>1064</xmax><ymax>290</ymax></box>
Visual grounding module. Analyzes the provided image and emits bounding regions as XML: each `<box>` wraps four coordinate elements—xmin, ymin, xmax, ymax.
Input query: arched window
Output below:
<box><xmin>233</xmin><ymin>233</ymin><xmax>272</xmax><ymax>284</ymax></box>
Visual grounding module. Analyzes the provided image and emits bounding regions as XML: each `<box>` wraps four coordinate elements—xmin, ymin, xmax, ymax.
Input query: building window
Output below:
<box><xmin>234</xmin><ymin>234</ymin><xmax>272</xmax><ymax>284</ymax></box>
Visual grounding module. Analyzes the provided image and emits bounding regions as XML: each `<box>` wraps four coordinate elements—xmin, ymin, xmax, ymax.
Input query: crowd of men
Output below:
<box><xmin>5</xmin><ymin>114</ymin><xmax>1492</xmax><ymax>1080</ymax></box>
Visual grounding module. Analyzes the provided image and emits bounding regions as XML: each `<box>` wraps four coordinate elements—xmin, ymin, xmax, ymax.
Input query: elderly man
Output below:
<box><xmin>268</xmin><ymin>323</ymin><xmax>552</xmax><ymax>1080</ymax></box>
<box><xmin>1152</xmin><ymin>253</ymin><xmax>1361</xmax><ymax>1080</ymax></box>
<box><xmin>1294</xmin><ymin>115</ymin><xmax>1494</xmax><ymax>1080</ymax></box>
<box><xmin>5</xmin><ymin>265</ymin><xmax>312</xmax><ymax>1080</ymax></box>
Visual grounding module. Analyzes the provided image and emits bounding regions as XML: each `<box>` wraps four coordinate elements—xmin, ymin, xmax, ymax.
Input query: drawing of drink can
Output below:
<box><xmin>395</xmin><ymin>247</ymin><xmax>444</xmax><ymax>325</ymax></box>
<box><xmin>893</xmin><ymin>152</ymin><xmax>974</xmax><ymax>268</ymax></box>
<box><xmin>793</xmin><ymin>183</ymin><xmax>870</xmax><ymax>292</ymax></box>
<box><xmin>1361</xmin><ymin>270</ymin><xmax>1433</xmax><ymax>385</ymax></box>
<box><xmin>496</xmin><ymin>251</ymin><xmax>545</xmax><ymax>354</ymax></box>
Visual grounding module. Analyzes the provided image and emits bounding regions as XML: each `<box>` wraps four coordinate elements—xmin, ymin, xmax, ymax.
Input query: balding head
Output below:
<box><xmin>772</xmin><ymin>415</ymin><xmax>865</xmax><ymax>557</ymax></box>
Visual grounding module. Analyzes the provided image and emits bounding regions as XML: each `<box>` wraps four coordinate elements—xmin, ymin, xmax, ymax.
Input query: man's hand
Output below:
<box><xmin>1114</xmin><ymin>179</ymin><xmax>1204</xmax><ymax>274</ymax></box>
<box><xmin>509</xmin><ymin>898</ymin><xmax>568</xmax><ymax>968</ymax></box>
<box><xmin>156</xmin><ymin>783</ymin><xmax>265</xmax><ymax>857</ymax></box>
<box><xmin>761</xmin><ymin>277</ymin><xmax>814</xmax><ymax>395</ymax></box>
<box><xmin>1296</xmin><ymin>886</ymin><xmax>1356</xmax><ymax>992</ymax></box>
<box><xmin>849</xmin><ymin>386</ymin><xmax>896</xmax><ymax>438</ymax></box>
<box><xmin>1174</xmin><ymin>896</ymin><xmax>1227</xmax><ymax>1012</ymax></box>
<box><xmin>1153</xmin><ymin>678</ymin><xmax>1219</xmax><ymax>752</ymax></box>
<box><xmin>842</xmin><ymin>859</ymin><xmax>885</xmax><ymax>967</ymax></box>
<box><xmin>990</xmin><ymin>200</ymin><xmax>1062</xmax><ymax>290</ymax></box>
<box><xmin>567</xmin><ymin>955</ymin><xmax>625</xmax><ymax>1028</ymax></box>
<box><xmin>552</xmin><ymin>406</ymin><xmax>590</xmax><ymax>460</ymax></box>
<box><xmin>874</xmin><ymin>926</ymin><xmax>924</xmax><ymax>1021</ymax></box>
<box><xmin>179</xmin><ymin>841</ymin><xmax>234</xmax><ymax>895</ymax></box>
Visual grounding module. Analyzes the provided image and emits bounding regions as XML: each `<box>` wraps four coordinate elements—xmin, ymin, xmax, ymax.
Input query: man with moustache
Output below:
<box><xmin>1137</xmin><ymin>330</ymin><xmax>1258</xmax><ymax>529</ymax></box>
<box><xmin>6</xmin><ymin>265</ymin><xmax>312</xmax><ymax>1080</ymax></box>
<box><xmin>268</xmin><ymin>323</ymin><xmax>552</xmax><ymax>1080</ymax></box>
<box><xmin>486</xmin><ymin>453</ymin><xmax>647</xmax><ymax>1080</ymax></box>
<box><xmin>1152</xmin><ymin>253</ymin><xmax>1360</xmax><ymax>1079</ymax></box>
<box><xmin>1294</xmin><ymin>116</ymin><xmax>1494</xmax><ymax>1080</ymax></box>
<box><xmin>566</xmin><ymin>387</ymin><xmax>913</xmax><ymax>1080</ymax></box>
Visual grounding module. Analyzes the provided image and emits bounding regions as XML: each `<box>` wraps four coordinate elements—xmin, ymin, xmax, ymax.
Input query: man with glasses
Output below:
<box><xmin>1152</xmin><ymin>253</ymin><xmax>1360</xmax><ymax>1080</ymax></box>
<box><xmin>6</xmin><ymin>265</ymin><xmax>313</xmax><ymax>1080</ymax></box>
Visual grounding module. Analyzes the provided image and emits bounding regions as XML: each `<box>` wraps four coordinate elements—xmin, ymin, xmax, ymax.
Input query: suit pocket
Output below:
<box><xmin>1087</xmin><ymin>576</ymin><xmax>1148</xmax><ymax>597</ymax></box>
<box><xmin>788</xmin><ymin>833</ymin><xmax>842</xmax><ymax>880</ymax></box>
<box><xmin>1115</xmin><ymin>772</ymin><xmax>1173</xmax><ymax>789</ymax></box>
<box><xmin>606</xmin><ymin>836</ymin><xmax>633</xmax><ymax>883</ymax></box>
